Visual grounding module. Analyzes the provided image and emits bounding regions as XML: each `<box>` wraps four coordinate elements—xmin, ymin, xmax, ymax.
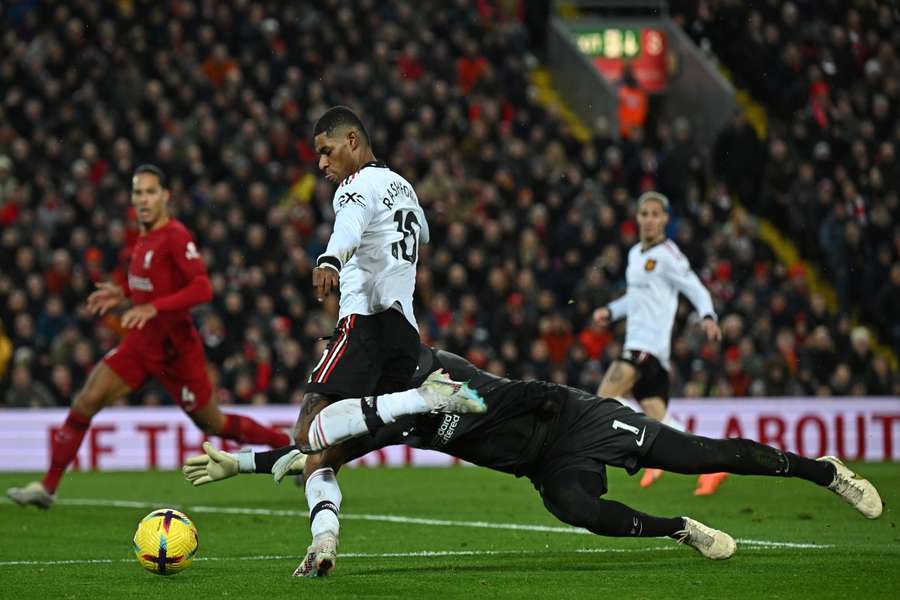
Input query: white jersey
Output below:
<box><xmin>607</xmin><ymin>239</ymin><xmax>716</xmax><ymax>371</ymax></box>
<box><xmin>317</xmin><ymin>161</ymin><xmax>429</xmax><ymax>330</ymax></box>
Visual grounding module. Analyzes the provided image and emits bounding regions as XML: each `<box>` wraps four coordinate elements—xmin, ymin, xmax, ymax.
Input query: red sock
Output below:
<box><xmin>221</xmin><ymin>414</ymin><xmax>291</xmax><ymax>448</ymax></box>
<box><xmin>42</xmin><ymin>410</ymin><xmax>92</xmax><ymax>494</ymax></box>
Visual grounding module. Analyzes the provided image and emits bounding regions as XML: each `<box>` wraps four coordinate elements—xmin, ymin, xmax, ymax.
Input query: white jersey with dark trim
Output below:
<box><xmin>318</xmin><ymin>161</ymin><xmax>429</xmax><ymax>329</ymax></box>
<box><xmin>606</xmin><ymin>239</ymin><xmax>716</xmax><ymax>371</ymax></box>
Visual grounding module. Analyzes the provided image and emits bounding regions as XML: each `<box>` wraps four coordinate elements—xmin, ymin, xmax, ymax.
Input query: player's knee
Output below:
<box><xmin>541</xmin><ymin>486</ymin><xmax>590</xmax><ymax>529</ymax></box>
<box><xmin>292</xmin><ymin>419</ymin><xmax>311</xmax><ymax>449</ymax></box>
<box><xmin>295</xmin><ymin>392</ymin><xmax>329</xmax><ymax>449</ymax></box>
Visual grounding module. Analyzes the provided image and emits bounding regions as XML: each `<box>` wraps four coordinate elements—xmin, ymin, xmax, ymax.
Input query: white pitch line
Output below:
<box><xmin>6</xmin><ymin>497</ymin><xmax>835</xmax><ymax>550</ymax></box>
<box><xmin>0</xmin><ymin>543</ymin><xmax>829</xmax><ymax>568</ymax></box>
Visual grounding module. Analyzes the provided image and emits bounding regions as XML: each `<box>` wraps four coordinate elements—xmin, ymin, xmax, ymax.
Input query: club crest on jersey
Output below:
<box><xmin>644</xmin><ymin>258</ymin><xmax>657</xmax><ymax>272</ymax></box>
<box><xmin>143</xmin><ymin>250</ymin><xmax>154</xmax><ymax>269</ymax></box>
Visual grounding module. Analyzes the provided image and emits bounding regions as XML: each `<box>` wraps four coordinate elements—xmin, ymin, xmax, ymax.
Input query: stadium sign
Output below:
<box><xmin>568</xmin><ymin>25</ymin><xmax>668</xmax><ymax>92</ymax></box>
<box><xmin>0</xmin><ymin>399</ymin><xmax>898</xmax><ymax>471</ymax></box>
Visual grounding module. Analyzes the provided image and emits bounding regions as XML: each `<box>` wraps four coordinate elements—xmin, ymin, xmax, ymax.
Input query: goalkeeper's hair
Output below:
<box><xmin>314</xmin><ymin>106</ymin><xmax>370</xmax><ymax>146</ymax></box>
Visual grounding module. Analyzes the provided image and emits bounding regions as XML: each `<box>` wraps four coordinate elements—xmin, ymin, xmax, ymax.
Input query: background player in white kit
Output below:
<box><xmin>593</xmin><ymin>192</ymin><xmax>725</xmax><ymax>495</ymax></box>
<box><xmin>292</xmin><ymin>106</ymin><xmax>483</xmax><ymax>577</ymax></box>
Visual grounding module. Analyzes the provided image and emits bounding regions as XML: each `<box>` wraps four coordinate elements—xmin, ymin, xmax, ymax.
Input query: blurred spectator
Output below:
<box><xmin>0</xmin><ymin>320</ymin><xmax>12</xmax><ymax>382</ymax></box>
<box><xmin>617</xmin><ymin>63</ymin><xmax>648</xmax><ymax>139</ymax></box>
<box><xmin>678</xmin><ymin>1</ymin><xmax>899</xmax><ymax>354</ymax></box>
<box><xmin>847</xmin><ymin>327</ymin><xmax>874</xmax><ymax>382</ymax></box>
<box><xmin>0</xmin><ymin>0</ymin><xmax>892</xmax><ymax>406</ymax></box>
<box><xmin>5</xmin><ymin>364</ymin><xmax>55</xmax><ymax>408</ymax></box>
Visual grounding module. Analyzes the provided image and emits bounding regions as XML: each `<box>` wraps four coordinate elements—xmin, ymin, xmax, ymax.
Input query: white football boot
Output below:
<box><xmin>293</xmin><ymin>533</ymin><xmax>338</xmax><ymax>577</ymax></box>
<box><xmin>674</xmin><ymin>517</ymin><xmax>736</xmax><ymax>559</ymax></box>
<box><xmin>6</xmin><ymin>481</ymin><xmax>55</xmax><ymax>509</ymax></box>
<box><xmin>817</xmin><ymin>456</ymin><xmax>883</xmax><ymax>519</ymax></box>
<box><xmin>419</xmin><ymin>370</ymin><xmax>487</xmax><ymax>414</ymax></box>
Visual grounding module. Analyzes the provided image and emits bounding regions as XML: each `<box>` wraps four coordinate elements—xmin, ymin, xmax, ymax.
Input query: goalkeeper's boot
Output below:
<box><xmin>294</xmin><ymin>533</ymin><xmax>338</xmax><ymax>577</ymax></box>
<box><xmin>817</xmin><ymin>456</ymin><xmax>882</xmax><ymax>518</ymax></box>
<box><xmin>419</xmin><ymin>370</ymin><xmax>486</xmax><ymax>414</ymax></box>
<box><xmin>674</xmin><ymin>517</ymin><xmax>736</xmax><ymax>560</ymax></box>
<box><xmin>6</xmin><ymin>481</ymin><xmax>55</xmax><ymax>509</ymax></box>
<box><xmin>639</xmin><ymin>468</ymin><xmax>664</xmax><ymax>488</ymax></box>
<box><xmin>694</xmin><ymin>472</ymin><xmax>728</xmax><ymax>496</ymax></box>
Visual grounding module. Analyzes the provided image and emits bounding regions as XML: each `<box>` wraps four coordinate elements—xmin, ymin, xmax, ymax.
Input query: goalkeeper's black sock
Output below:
<box><xmin>785</xmin><ymin>453</ymin><xmax>835</xmax><ymax>487</ymax></box>
<box><xmin>252</xmin><ymin>445</ymin><xmax>298</xmax><ymax>474</ymax></box>
<box><xmin>642</xmin><ymin>428</ymin><xmax>836</xmax><ymax>486</ymax></box>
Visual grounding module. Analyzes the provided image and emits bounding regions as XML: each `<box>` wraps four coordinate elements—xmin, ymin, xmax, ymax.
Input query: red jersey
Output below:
<box><xmin>125</xmin><ymin>219</ymin><xmax>212</xmax><ymax>357</ymax></box>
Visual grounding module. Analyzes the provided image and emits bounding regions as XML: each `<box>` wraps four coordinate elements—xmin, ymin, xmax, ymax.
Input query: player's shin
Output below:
<box><xmin>642</xmin><ymin>427</ymin><xmax>836</xmax><ymax>486</ymax></box>
<box><xmin>43</xmin><ymin>410</ymin><xmax>92</xmax><ymax>494</ymax></box>
<box><xmin>306</xmin><ymin>467</ymin><xmax>342</xmax><ymax>538</ymax></box>
<box><xmin>296</xmin><ymin>467</ymin><xmax>342</xmax><ymax>577</ymax></box>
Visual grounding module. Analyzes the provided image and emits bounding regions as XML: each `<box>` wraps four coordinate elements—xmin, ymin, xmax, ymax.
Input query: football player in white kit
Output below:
<box><xmin>292</xmin><ymin>106</ymin><xmax>484</xmax><ymax>577</ymax></box>
<box><xmin>592</xmin><ymin>191</ymin><xmax>726</xmax><ymax>495</ymax></box>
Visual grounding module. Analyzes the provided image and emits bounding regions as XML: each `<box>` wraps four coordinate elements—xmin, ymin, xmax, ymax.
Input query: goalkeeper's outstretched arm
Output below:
<box><xmin>183</xmin><ymin>418</ymin><xmax>408</xmax><ymax>487</ymax></box>
<box><xmin>182</xmin><ymin>442</ymin><xmax>306</xmax><ymax>486</ymax></box>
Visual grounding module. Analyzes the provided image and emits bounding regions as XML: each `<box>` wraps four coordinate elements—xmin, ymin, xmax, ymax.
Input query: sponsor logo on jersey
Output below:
<box><xmin>336</xmin><ymin>191</ymin><xmax>366</xmax><ymax>209</ymax></box>
<box><xmin>128</xmin><ymin>274</ymin><xmax>154</xmax><ymax>292</ymax></box>
<box><xmin>431</xmin><ymin>414</ymin><xmax>461</xmax><ymax>447</ymax></box>
<box><xmin>185</xmin><ymin>241</ymin><xmax>200</xmax><ymax>260</ymax></box>
<box><xmin>181</xmin><ymin>386</ymin><xmax>197</xmax><ymax>411</ymax></box>
<box><xmin>644</xmin><ymin>258</ymin><xmax>657</xmax><ymax>271</ymax></box>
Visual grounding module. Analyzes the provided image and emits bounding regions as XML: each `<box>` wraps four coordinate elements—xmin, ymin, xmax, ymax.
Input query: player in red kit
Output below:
<box><xmin>7</xmin><ymin>164</ymin><xmax>291</xmax><ymax>509</ymax></box>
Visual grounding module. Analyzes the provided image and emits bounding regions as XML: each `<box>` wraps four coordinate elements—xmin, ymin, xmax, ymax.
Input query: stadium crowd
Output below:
<box><xmin>0</xmin><ymin>0</ymin><xmax>897</xmax><ymax>409</ymax></box>
<box><xmin>676</xmin><ymin>0</ymin><xmax>900</xmax><ymax>354</ymax></box>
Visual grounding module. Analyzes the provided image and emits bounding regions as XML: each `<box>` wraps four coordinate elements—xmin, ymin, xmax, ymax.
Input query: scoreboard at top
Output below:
<box><xmin>569</xmin><ymin>26</ymin><xmax>668</xmax><ymax>93</ymax></box>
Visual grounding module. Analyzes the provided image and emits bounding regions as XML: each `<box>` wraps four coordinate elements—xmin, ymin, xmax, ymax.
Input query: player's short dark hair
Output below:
<box><xmin>133</xmin><ymin>164</ymin><xmax>168</xmax><ymax>189</ymax></box>
<box><xmin>313</xmin><ymin>106</ymin><xmax>370</xmax><ymax>146</ymax></box>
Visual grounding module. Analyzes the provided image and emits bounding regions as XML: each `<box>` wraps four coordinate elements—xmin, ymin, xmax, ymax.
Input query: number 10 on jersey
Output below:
<box><xmin>391</xmin><ymin>210</ymin><xmax>420</xmax><ymax>263</ymax></box>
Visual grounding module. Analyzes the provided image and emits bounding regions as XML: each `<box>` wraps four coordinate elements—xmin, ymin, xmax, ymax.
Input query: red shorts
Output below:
<box><xmin>103</xmin><ymin>333</ymin><xmax>211</xmax><ymax>413</ymax></box>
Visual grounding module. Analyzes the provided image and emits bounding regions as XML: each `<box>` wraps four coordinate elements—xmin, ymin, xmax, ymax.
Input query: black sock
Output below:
<box><xmin>641</xmin><ymin>428</ymin><xmax>837</xmax><ymax>487</ymax></box>
<box><xmin>785</xmin><ymin>453</ymin><xmax>835</xmax><ymax>487</ymax></box>
<box><xmin>588</xmin><ymin>500</ymin><xmax>686</xmax><ymax>537</ymax></box>
<box><xmin>252</xmin><ymin>445</ymin><xmax>298</xmax><ymax>474</ymax></box>
<box><xmin>634</xmin><ymin>514</ymin><xmax>686</xmax><ymax>538</ymax></box>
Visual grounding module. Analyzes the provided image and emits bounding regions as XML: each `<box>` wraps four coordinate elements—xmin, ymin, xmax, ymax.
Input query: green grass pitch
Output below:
<box><xmin>1</xmin><ymin>464</ymin><xmax>898</xmax><ymax>599</ymax></box>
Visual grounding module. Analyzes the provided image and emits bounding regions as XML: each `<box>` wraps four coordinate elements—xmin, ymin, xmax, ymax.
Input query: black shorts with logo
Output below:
<box><xmin>532</xmin><ymin>387</ymin><xmax>663</xmax><ymax>495</ymax></box>
<box><xmin>306</xmin><ymin>308</ymin><xmax>420</xmax><ymax>398</ymax></box>
<box><xmin>619</xmin><ymin>349</ymin><xmax>670</xmax><ymax>403</ymax></box>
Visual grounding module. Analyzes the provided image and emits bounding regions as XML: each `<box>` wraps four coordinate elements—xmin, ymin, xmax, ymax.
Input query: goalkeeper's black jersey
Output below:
<box><xmin>383</xmin><ymin>346</ymin><xmax>568</xmax><ymax>478</ymax></box>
